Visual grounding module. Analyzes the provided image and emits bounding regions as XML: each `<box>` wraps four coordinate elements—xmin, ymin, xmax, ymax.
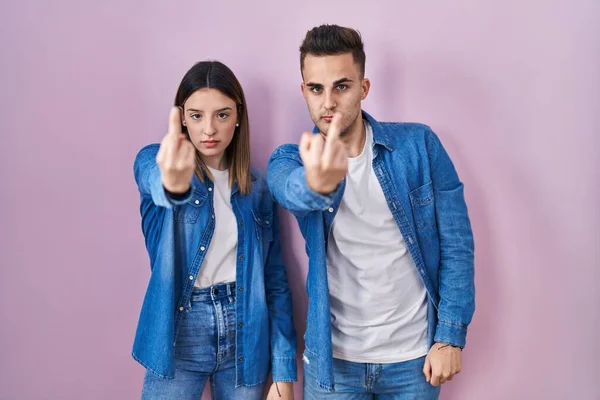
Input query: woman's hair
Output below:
<box><xmin>174</xmin><ymin>60</ymin><xmax>251</xmax><ymax>194</ymax></box>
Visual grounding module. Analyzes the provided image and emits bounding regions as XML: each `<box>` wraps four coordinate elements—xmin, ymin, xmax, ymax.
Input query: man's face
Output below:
<box><xmin>301</xmin><ymin>53</ymin><xmax>370</xmax><ymax>137</ymax></box>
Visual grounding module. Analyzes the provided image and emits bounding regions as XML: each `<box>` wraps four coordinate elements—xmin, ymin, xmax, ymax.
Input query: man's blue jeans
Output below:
<box><xmin>304</xmin><ymin>355</ymin><xmax>440</xmax><ymax>399</ymax></box>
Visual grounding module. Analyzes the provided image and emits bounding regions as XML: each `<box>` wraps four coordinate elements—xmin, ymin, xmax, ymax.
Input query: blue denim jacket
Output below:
<box><xmin>267</xmin><ymin>111</ymin><xmax>475</xmax><ymax>390</ymax></box>
<box><xmin>131</xmin><ymin>144</ymin><xmax>297</xmax><ymax>386</ymax></box>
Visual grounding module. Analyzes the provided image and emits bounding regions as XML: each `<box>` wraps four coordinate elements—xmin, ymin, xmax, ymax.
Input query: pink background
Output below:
<box><xmin>1</xmin><ymin>0</ymin><xmax>598</xmax><ymax>399</ymax></box>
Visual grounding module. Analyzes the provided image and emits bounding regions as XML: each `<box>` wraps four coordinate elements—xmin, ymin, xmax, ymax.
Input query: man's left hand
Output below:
<box><xmin>423</xmin><ymin>342</ymin><xmax>462</xmax><ymax>386</ymax></box>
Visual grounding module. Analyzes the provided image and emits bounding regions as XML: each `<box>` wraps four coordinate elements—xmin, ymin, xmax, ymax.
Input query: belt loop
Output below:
<box><xmin>229</xmin><ymin>282</ymin><xmax>235</xmax><ymax>303</ymax></box>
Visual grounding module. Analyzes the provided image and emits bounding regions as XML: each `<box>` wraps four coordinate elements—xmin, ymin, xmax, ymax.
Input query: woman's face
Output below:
<box><xmin>182</xmin><ymin>88</ymin><xmax>238</xmax><ymax>169</ymax></box>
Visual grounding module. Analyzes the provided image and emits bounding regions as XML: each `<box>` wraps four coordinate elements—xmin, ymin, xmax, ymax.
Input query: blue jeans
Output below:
<box><xmin>303</xmin><ymin>355</ymin><xmax>440</xmax><ymax>399</ymax></box>
<box><xmin>141</xmin><ymin>283</ymin><xmax>265</xmax><ymax>399</ymax></box>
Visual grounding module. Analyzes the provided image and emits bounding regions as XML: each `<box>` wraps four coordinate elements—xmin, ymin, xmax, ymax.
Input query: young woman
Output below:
<box><xmin>131</xmin><ymin>61</ymin><xmax>297</xmax><ymax>399</ymax></box>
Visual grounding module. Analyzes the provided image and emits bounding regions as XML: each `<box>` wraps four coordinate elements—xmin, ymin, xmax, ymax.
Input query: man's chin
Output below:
<box><xmin>313</xmin><ymin>120</ymin><xmax>328</xmax><ymax>134</ymax></box>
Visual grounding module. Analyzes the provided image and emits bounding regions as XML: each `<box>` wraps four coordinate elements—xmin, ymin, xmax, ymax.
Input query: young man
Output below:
<box><xmin>267</xmin><ymin>25</ymin><xmax>475</xmax><ymax>399</ymax></box>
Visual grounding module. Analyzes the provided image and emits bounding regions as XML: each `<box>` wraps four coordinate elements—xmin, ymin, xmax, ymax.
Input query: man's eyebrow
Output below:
<box><xmin>333</xmin><ymin>77</ymin><xmax>353</xmax><ymax>85</ymax></box>
<box><xmin>305</xmin><ymin>78</ymin><xmax>353</xmax><ymax>87</ymax></box>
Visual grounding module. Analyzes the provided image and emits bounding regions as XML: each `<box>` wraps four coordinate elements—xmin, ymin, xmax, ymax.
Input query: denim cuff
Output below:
<box><xmin>289</xmin><ymin>168</ymin><xmax>340</xmax><ymax>211</ymax></box>
<box><xmin>148</xmin><ymin>166</ymin><xmax>193</xmax><ymax>207</ymax></box>
<box><xmin>271</xmin><ymin>356</ymin><xmax>297</xmax><ymax>382</ymax></box>
<box><xmin>434</xmin><ymin>320</ymin><xmax>467</xmax><ymax>349</ymax></box>
<box><xmin>164</xmin><ymin>185</ymin><xmax>193</xmax><ymax>204</ymax></box>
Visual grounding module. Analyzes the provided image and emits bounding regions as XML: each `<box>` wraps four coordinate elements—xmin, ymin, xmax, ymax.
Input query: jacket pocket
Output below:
<box><xmin>251</xmin><ymin>209</ymin><xmax>274</xmax><ymax>243</ymax></box>
<box><xmin>409</xmin><ymin>181</ymin><xmax>436</xmax><ymax>231</ymax></box>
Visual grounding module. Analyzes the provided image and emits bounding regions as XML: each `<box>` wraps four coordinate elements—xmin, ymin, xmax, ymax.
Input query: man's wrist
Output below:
<box><xmin>437</xmin><ymin>342</ymin><xmax>463</xmax><ymax>351</ymax></box>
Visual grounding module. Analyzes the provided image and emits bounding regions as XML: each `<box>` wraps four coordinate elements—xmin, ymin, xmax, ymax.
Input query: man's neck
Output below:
<box><xmin>342</xmin><ymin>116</ymin><xmax>367</xmax><ymax>158</ymax></box>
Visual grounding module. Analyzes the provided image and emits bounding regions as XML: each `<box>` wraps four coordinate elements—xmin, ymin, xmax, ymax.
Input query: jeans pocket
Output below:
<box><xmin>174</xmin><ymin>303</ymin><xmax>215</xmax><ymax>357</ymax></box>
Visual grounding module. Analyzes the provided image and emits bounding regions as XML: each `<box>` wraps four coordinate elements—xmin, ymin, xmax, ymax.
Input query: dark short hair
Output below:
<box><xmin>299</xmin><ymin>24</ymin><xmax>366</xmax><ymax>77</ymax></box>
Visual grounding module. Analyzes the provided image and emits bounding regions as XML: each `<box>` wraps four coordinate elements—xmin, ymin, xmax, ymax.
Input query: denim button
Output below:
<box><xmin>189</xmin><ymin>275</ymin><xmax>194</xmax><ymax>280</ymax></box>
<box><xmin>328</xmin><ymin>207</ymin><xmax>334</xmax><ymax>212</ymax></box>
<box><xmin>239</xmin><ymin>356</ymin><xmax>244</xmax><ymax>362</ymax></box>
<box><xmin>179</xmin><ymin>306</ymin><xmax>184</xmax><ymax>311</ymax></box>
<box><xmin>194</xmin><ymin>199</ymin><xmax>200</xmax><ymax>205</ymax></box>
<box><xmin>200</xmin><ymin>246</ymin><xmax>206</xmax><ymax>251</ymax></box>
<box><xmin>238</xmin><ymin>322</ymin><xmax>243</xmax><ymax>327</ymax></box>
<box><xmin>238</xmin><ymin>286</ymin><xmax>244</xmax><ymax>292</ymax></box>
<box><xmin>239</xmin><ymin>255</ymin><xmax>244</xmax><ymax>261</ymax></box>
<box><xmin>208</xmin><ymin>187</ymin><xmax>213</xmax><ymax>192</ymax></box>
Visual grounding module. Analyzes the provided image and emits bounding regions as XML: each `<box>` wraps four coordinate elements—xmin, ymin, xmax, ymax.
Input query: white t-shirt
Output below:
<box><xmin>326</xmin><ymin>121</ymin><xmax>429</xmax><ymax>363</ymax></box>
<box><xmin>195</xmin><ymin>166</ymin><xmax>237</xmax><ymax>288</ymax></box>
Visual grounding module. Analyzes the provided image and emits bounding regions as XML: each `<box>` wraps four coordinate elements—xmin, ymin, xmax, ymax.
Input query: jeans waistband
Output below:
<box><xmin>190</xmin><ymin>282</ymin><xmax>236</xmax><ymax>302</ymax></box>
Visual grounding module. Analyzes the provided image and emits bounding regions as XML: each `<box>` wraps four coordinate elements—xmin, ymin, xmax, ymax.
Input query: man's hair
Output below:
<box><xmin>299</xmin><ymin>24</ymin><xmax>366</xmax><ymax>78</ymax></box>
